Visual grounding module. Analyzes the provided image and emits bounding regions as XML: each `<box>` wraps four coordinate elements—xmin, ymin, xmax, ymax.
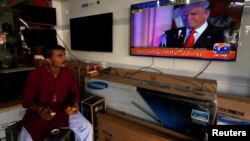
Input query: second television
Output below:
<box><xmin>130</xmin><ymin>0</ymin><xmax>245</xmax><ymax>61</ymax></box>
<box><xmin>70</xmin><ymin>13</ymin><xmax>113</xmax><ymax>52</ymax></box>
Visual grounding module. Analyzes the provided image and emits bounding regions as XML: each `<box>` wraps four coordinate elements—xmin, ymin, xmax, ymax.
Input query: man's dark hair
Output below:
<box><xmin>180</xmin><ymin>1</ymin><xmax>210</xmax><ymax>16</ymax></box>
<box><xmin>42</xmin><ymin>44</ymin><xmax>65</xmax><ymax>59</ymax></box>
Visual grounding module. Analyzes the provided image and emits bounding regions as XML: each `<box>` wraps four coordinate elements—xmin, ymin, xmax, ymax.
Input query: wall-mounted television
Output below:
<box><xmin>22</xmin><ymin>4</ymin><xmax>57</xmax><ymax>26</ymax></box>
<box><xmin>70</xmin><ymin>13</ymin><xmax>113</xmax><ymax>52</ymax></box>
<box><xmin>130</xmin><ymin>0</ymin><xmax>245</xmax><ymax>61</ymax></box>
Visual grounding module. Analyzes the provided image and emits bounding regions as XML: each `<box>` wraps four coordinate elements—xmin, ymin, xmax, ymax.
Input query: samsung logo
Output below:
<box><xmin>87</xmin><ymin>81</ymin><xmax>108</xmax><ymax>90</ymax></box>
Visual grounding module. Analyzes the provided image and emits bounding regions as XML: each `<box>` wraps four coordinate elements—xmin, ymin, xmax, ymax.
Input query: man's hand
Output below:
<box><xmin>39</xmin><ymin>107</ymin><xmax>56</xmax><ymax>121</ymax></box>
<box><xmin>65</xmin><ymin>102</ymin><xmax>79</xmax><ymax>115</ymax></box>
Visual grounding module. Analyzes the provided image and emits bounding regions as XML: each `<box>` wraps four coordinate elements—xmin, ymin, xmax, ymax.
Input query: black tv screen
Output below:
<box><xmin>22</xmin><ymin>29</ymin><xmax>58</xmax><ymax>47</ymax></box>
<box><xmin>137</xmin><ymin>87</ymin><xmax>216</xmax><ymax>140</ymax></box>
<box><xmin>0</xmin><ymin>69</ymin><xmax>31</xmax><ymax>104</ymax></box>
<box><xmin>70</xmin><ymin>13</ymin><xmax>113</xmax><ymax>52</ymax></box>
<box><xmin>130</xmin><ymin>0</ymin><xmax>245</xmax><ymax>61</ymax></box>
<box><xmin>22</xmin><ymin>4</ymin><xmax>57</xmax><ymax>26</ymax></box>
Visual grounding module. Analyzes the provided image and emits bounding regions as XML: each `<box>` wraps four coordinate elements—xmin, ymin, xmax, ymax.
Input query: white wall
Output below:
<box><xmin>53</xmin><ymin>0</ymin><xmax>250</xmax><ymax>97</ymax></box>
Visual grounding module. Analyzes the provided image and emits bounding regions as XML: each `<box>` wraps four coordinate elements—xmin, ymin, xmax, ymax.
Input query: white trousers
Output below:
<box><xmin>18</xmin><ymin>112</ymin><xmax>93</xmax><ymax>141</ymax></box>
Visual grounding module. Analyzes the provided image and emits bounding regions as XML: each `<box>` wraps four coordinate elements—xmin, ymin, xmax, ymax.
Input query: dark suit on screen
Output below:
<box><xmin>160</xmin><ymin>24</ymin><xmax>225</xmax><ymax>50</ymax></box>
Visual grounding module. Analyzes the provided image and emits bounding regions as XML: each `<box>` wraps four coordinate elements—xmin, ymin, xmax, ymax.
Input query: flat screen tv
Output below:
<box><xmin>22</xmin><ymin>29</ymin><xmax>58</xmax><ymax>47</ymax></box>
<box><xmin>130</xmin><ymin>0</ymin><xmax>245</xmax><ymax>61</ymax></box>
<box><xmin>22</xmin><ymin>4</ymin><xmax>57</xmax><ymax>26</ymax></box>
<box><xmin>0</xmin><ymin>69</ymin><xmax>31</xmax><ymax>104</ymax></box>
<box><xmin>70</xmin><ymin>13</ymin><xmax>113</xmax><ymax>52</ymax></box>
<box><xmin>137</xmin><ymin>87</ymin><xmax>216</xmax><ymax>140</ymax></box>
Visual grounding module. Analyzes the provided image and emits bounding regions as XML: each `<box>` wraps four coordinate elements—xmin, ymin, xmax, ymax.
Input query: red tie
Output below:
<box><xmin>184</xmin><ymin>29</ymin><xmax>195</xmax><ymax>48</ymax></box>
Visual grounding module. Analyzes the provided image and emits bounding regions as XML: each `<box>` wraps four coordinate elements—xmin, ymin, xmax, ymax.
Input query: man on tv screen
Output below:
<box><xmin>160</xmin><ymin>1</ymin><xmax>225</xmax><ymax>50</ymax></box>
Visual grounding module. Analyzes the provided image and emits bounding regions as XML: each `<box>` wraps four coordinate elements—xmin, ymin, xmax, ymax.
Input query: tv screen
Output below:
<box><xmin>130</xmin><ymin>0</ymin><xmax>245</xmax><ymax>61</ymax></box>
<box><xmin>137</xmin><ymin>87</ymin><xmax>216</xmax><ymax>140</ymax></box>
<box><xmin>0</xmin><ymin>69</ymin><xmax>31</xmax><ymax>104</ymax></box>
<box><xmin>22</xmin><ymin>29</ymin><xmax>58</xmax><ymax>47</ymax></box>
<box><xmin>22</xmin><ymin>4</ymin><xmax>57</xmax><ymax>26</ymax></box>
<box><xmin>70</xmin><ymin>13</ymin><xmax>113</xmax><ymax>52</ymax></box>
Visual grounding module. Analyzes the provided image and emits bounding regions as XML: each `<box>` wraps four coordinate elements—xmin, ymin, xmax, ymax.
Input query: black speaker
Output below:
<box><xmin>22</xmin><ymin>4</ymin><xmax>57</xmax><ymax>26</ymax></box>
<box><xmin>80</xmin><ymin>93</ymin><xmax>106</xmax><ymax>141</ymax></box>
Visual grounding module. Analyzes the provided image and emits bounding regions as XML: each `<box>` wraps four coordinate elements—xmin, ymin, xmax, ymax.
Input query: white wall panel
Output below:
<box><xmin>54</xmin><ymin>0</ymin><xmax>250</xmax><ymax>96</ymax></box>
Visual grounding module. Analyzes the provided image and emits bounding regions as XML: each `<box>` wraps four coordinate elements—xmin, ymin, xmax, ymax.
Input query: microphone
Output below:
<box><xmin>19</xmin><ymin>18</ymin><xmax>30</xmax><ymax>29</ymax></box>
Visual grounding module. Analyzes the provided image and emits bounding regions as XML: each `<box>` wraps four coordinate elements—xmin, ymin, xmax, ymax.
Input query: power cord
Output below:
<box><xmin>193</xmin><ymin>60</ymin><xmax>212</xmax><ymax>78</ymax></box>
<box><xmin>125</xmin><ymin>57</ymin><xmax>159</xmax><ymax>78</ymax></box>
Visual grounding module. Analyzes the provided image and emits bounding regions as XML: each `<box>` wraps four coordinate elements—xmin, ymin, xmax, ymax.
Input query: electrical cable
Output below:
<box><xmin>19</xmin><ymin>18</ymin><xmax>30</xmax><ymax>29</ymax></box>
<box><xmin>125</xmin><ymin>57</ymin><xmax>162</xmax><ymax>79</ymax></box>
<box><xmin>103</xmin><ymin>69</ymin><xmax>192</xmax><ymax>91</ymax></box>
<box><xmin>194</xmin><ymin>60</ymin><xmax>212</xmax><ymax>78</ymax></box>
<box><xmin>103</xmin><ymin>58</ymin><xmax>211</xmax><ymax>91</ymax></box>
<box><xmin>126</xmin><ymin>66</ymin><xmax>164</xmax><ymax>79</ymax></box>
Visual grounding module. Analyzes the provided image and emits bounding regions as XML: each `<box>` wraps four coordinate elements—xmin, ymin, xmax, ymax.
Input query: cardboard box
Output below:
<box><xmin>109</xmin><ymin>68</ymin><xmax>217</xmax><ymax>93</ymax></box>
<box><xmin>217</xmin><ymin>94</ymin><xmax>250</xmax><ymax>121</ymax></box>
<box><xmin>0</xmin><ymin>103</ymin><xmax>25</xmax><ymax>138</ymax></box>
<box><xmin>98</xmin><ymin>112</ymin><xmax>197</xmax><ymax>141</ymax></box>
<box><xmin>66</xmin><ymin>61</ymin><xmax>100</xmax><ymax>73</ymax></box>
<box><xmin>216</xmin><ymin>114</ymin><xmax>250</xmax><ymax>125</ymax></box>
<box><xmin>80</xmin><ymin>93</ymin><xmax>106</xmax><ymax>141</ymax></box>
<box><xmin>66</xmin><ymin>61</ymin><xmax>101</xmax><ymax>93</ymax></box>
<box><xmin>85</xmin><ymin>77</ymin><xmax>216</xmax><ymax>140</ymax></box>
<box><xmin>106</xmin><ymin>109</ymin><xmax>198</xmax><ymax>140</ymax></box>
<box><xmin>87</xmin><ymin>70</ymin><xmax>99</xmax><ymax>78</ymax></box>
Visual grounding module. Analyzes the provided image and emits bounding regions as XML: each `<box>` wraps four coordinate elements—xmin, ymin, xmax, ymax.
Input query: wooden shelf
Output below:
<box><xmin>0</xmin><ymin>100</ymin><xmax>21</xmax><ymax>110</ymax></box>
<box><xmin>0</xmin><ymin>67</ymin><xmax>34</xmax><ymax>74</ymax></box>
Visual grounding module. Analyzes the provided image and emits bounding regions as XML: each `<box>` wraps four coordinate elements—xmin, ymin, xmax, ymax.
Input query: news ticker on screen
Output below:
<box><xmin>207</xmin><ymin>125</ymin><xmax>250</xmax><ymax>140</ymax></box>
